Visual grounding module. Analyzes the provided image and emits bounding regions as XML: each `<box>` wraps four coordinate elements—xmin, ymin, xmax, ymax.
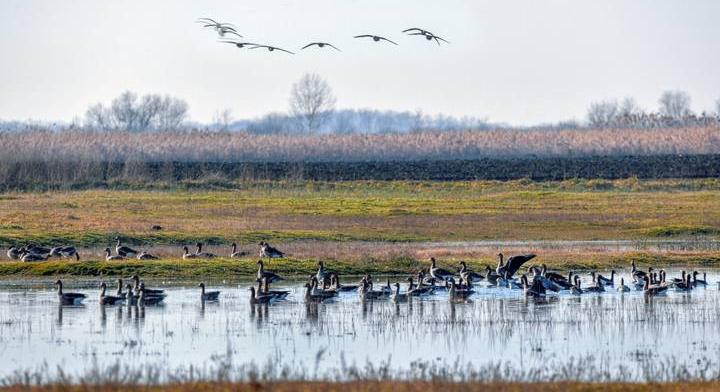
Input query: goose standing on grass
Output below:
<box><xmin>20</xmin><ymin>250</ymin><xmax>48</xmax><ymax>262</ymax></box>
<box><xmin>105</xmin><ymin>248</ymin><xmax>124</xmax><ymax>261</ymax></box>
<box><xmin>643</xmin><ymin>275</ymin><xmax>668</xmax><ymax>295</ymax></box>
<box><xmin>256</xmin><ymin>260</ymin><xmax>284</xmax><ymax>284</ymax></box>
<box><xmin>198</xmin><ymin>283</ymin><xmax>220</xmax><ymax>301</ymax></box>
<box><xmin>115</xmin><ymin>239</ymin><xmax>138</xmax><ymax>257</ymax></box>
<box><xmin>617</xmin><ymin>277</ymin><xmax>631</xmax><ymax>292</ymax></box>
<box><xmin>137</xmin><ymin>251</ymin><xmax>159</xmax><ymax>260</ymax></box>
<box><xmin>230</xmin><ymin>243</ymin><xmax>248</xmax><ymax>258</ymax></box>
<box><xmin>99</xmin><ymin>282</ymin><xmax>125</xmax><ymax>305</ymax></box>
<box><xmin>259</xmin><ymin>241</ymin><xmax>285</xmax><ymax>258</ymax></box>
<box><xmin>182</xmin><ymin>246</ymin><xmax>199</xmax><ymax>260</ymax></box>
<box><xmin>55</xmin><ymin>280</ymin><xmax>86</xmax><ymax>305</ymax></box>
<box><xmin>25</xmin><ymin>244</ymin><xmax>51</xmax><ymax>255</ymax></box>
<box><xmin>7</xmin><ymin>246</ymin><xmax>21</xmax><ymax>259</ymax></box>
<box><xmin>194</xmin><ymin>243</ymin><xmax>216</xmax><ymax>258</ymax></box>
<box><xmin>50</xmin><ymin>246</ymin><xmax>77</xmax><ymax>258</ymax></box>
<box><xmin>429</xmin><ymin>257</ymin><xmax>454</xmax><ymax>283</ymax></box>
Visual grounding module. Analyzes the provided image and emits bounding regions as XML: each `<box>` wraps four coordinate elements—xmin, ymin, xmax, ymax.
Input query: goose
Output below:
<box><xmin>392</xmin><ymin>282</ymin><xmax>409</xmax><ymax>303</ymax></box>
<box><xmin>329</xmin><ymin>273</ymin><xmax>358</xmax><ymax>292</ymax></box>
<box><xmin>521</xmin><ymin>274</ymin><xmax>545</xmax><ymax>298</ymax></box>
<box><xmin>595</xmin><ymin>270</ymin><xmax>615</xmax><ymax>286</ymax></box>
<box><xmin>674</xmin><ymin>274</ymin><xmax>693</xmax><ymax>292</ymax></box>
<box><xmin>496</xmin><ymin>253</ymin><xmax>536</xmax><ymax>280</ymax></box>
<box><xmin>198</xmin><ymin>283</ymin><xmax>220</xmax><ymax>301</ymax></box>
<box><xmin>20</xmin><ymin>250</ymin><xmax>48</xmax><ymax>262</ymax></box>
<box><xmin>196</xmin><ymin>18</ymin><xmax>241</xmax><ymax>38</ymax></box>
<box><xmin>55</xmin><ymin>280</ymin><xmax>86</xmax><ymax>305</ymax></box>
<box><xmin>459</xmin><ymin>261</ymin><xmax>485</xmax><ymax>283</ymax></box>
<box><xmin>50</xmin><ymin>246</ymin><xmax>77</xmax><ymax>258</ymax></box>
<box><xmin>307</xmin><ymin>277</ymin><xmax>336</xmax><ymax>302</ymax></box>
<box><xmin>570</xmin><ymin>276</ymin><xmax>583</xmax><ymax>295</ymax></box>
<box><xmin>182</xmin><ymin>246</ymin><xmax>199</xmax><ymax>260</ymax></box>
<box><xmin>230</xmin><ymin>243</ymin><xmax>248</xmax><ymax>258</ymax></box>
<box><xmin>617</xmin><ymin>277</ymin><xmax>631</xmax><ymax>292</ymax></box>
<box><xmin>531</xmin><ymin>266</ymin><xmax>561</xmax><ymax>292</ymax></box>
<box><xmin>406</xmin><ymin>277</ymin><xmax>434</xmax><ymax>296</ymax></box>
<box><xmin>354</xmin><ymin>34</ymin><xmax>398</xmax><ymax>45</ymax></box>
<box><xmin>448</xmin><ymin>277</ymin><xmax>474</xmax><ymax>300</ymax></box>
<box><xmin>693</xmin><ymin>271</ymin><xmax>708</xmax><ymax>286</ymax></box>
<box><xmin>671</xmin><ymin>271</ymin><xmax>687</xmax><ymax>285</ymax></box>
<box><xmin>643</xmin><ymin>276</ymin><xmax>668</xmax><ymax>295</ymax></box>
<box><xmin>256</xmin><ymin>260</ymin><xmax>284</xmax><ymax>283</ymax></box>
<box><xmin>115</xmin><ymin>239</ymin><xmax>138</xmax><ymax>257</ymax></box>
<box><xmin>138</xmin><ymin>284</ymin><xmax>165</xmax><ymax>306</ymax></box>
<box><xmin>429</xmin><ymin>257</ymin><xmax>454</xmax><ymax>283</ymax></box>
<box><xmin>99</xmin><ymin>282</ymin><xmax>125</xmax><ymax>305</ymax></box>
<box><xmin>315</xmin><ymin>261</ymin><xmax>336</xmax><ymax>284</ymax></box>
<box><xmin>248</xmin><ymin>44</ymin><xmax>295</xmax><ymax>54</ymax></box>
<box><xmin>194</xmin><ymin>243</ymin><xmax>216</xmax><ymax>258</ymax></box>
<box><xmin>358</xmin><ymin>277</ymin><xmax>386</xmax><ymax>300</ymax></box>
<box><xmin>137</xmin><ymin>251</ymin><xmax>159</xmax><ymax>260</ymax></box>
<box><xmin>219</xmin><ymin>40</ymin><xmax>260</xmax><ymax>49</ymax></box>
<box><xmin>249</xmin><ymin>286</ymin><xmax>275</xmax><ymax>305</ymax></box>
<box><xmin>484</xmin><ymin>266</ymin><xmax>501</xmax><ymax>285</ymax></box>
<box><xmin>301</xmin><ymin>42</ymin><xmax>341</xmax><ymax>51</ymax></box>
<box><xmin>542</xmin><ymin>265</ymin><xmax>573</xmax><ymax>289</ymax></box>
<box><xmin>105</xmin><ymin>248</ymin><xmax>124</xmax><ymax>261</ymax></box>
<box><xmin>631</xmin><ymin>261</ymin><xmax>648</xmax><ymax>283</ymax></box>
<box><xmin>6</xmin><ymin>246</ymin><xmax>21</xmax><ymax>259</ymax></box>
<box><xmin>130</xmin><ymin>275</ymin><xmax>164</xmax><ymax>296</ymax></box>
<box><xmin>259</xmin><ymin>241</ymin><xmax>285</xmax><ymax>258</ymax></box>
<box><xmin>257</xmin><ymin>278</ymin><xmax>290</xmax><ymax>299</ymax></box>
<box><xmin>25</xmin><ymin>244</ymin><xmax>51</xmax><ymax>255</ymax></box>
<box><xmin>116</xmin><ymin>279</ymin><xmax>126</xmax><ymax>298</ymax></box>
<box><xmin>402</xmin><ymin>28</ymin><xmax>450</xmax><ymax>45</ymax></box>
<box><xmin>125</xmin><ymin>283</ymin><xmax>139</xmax><ymax>305</ymax></box>
<box><xmin>584</xmin><ymin>275</ymin><xmax>605</xmax><ymax>293</ymax></box>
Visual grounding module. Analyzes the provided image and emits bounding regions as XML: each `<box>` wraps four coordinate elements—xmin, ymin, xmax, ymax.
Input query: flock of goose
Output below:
<box><xmin>4</xmin><ymin>241</ymin><xmax>713</xmax><ymax>307</ymax></box>
<box><xmin>198</xmin><ymin>17</ymin><xmax>449</xmax><ymax>54</ymax></box>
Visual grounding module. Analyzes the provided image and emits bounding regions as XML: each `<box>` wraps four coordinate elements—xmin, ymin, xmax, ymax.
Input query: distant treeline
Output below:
<box><xmin>2</xmin><ymin>155</ymin><xmax>720</xmax><ymax>190</ymax></box>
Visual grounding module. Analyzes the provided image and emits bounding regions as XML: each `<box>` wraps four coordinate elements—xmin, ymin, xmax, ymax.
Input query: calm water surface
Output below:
<box><xmin>1</xmin><ymin>270</ymin><xmax>720</xmax><ymax>381</ymax></box>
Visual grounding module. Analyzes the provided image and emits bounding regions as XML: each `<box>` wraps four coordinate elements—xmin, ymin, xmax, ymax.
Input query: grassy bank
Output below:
<box><xmin>1</xmin><ymin>252</ymin><xmax>718</xmax><ymax>278</ymax></box>
<box><xmin>2</xmin><ymin>381</ymin><xmax>720</xmax><ymax>392</ymax></box>
<box><xmin>1</xmin><ymin>179</ymin><xmax>719</xmax><ymax>246</ymax></box>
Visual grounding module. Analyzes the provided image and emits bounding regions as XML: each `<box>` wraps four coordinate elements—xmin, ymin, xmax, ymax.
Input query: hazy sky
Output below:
<box><xmin>1</xmin><ymin>0</ymin><xmax>719</xmax><ymax>125</ymax></box>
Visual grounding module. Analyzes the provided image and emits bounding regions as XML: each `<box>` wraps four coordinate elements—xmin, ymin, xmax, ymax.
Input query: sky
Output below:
<box><xmin>1</xmin><ymin>0</ymin><xmax>719</xmax><ymax>126</ymax></box>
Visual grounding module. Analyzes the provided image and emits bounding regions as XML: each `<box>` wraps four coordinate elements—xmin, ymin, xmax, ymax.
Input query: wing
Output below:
<box><xmin>196</xmin><ymin>18</ymin><xmax>219</xmax><ymax>25</ymax></box>
<box><xmin>225</xmin><ymin>30</ymin><xmax>243</xmax><ymax>38</ymax></box>
<box><xmin>301</xmin><ymin>43</ymin><xmax>317</xmax><ymax>50</ymax></box>
<box><xmin>504</xmin><ymin>254</ymin><xmax>537</xmax><ymax>277</ymax></box>
<box><xmin>248</xmin><ymin>45</ymin><xmax>268</xmax><ymax>50</ymax></box>
<box><xmin>354</xmin><ymin>35</ymin><xmax>373</xmax><ymax>39</ymax></box>
<box><xmin>273</xmin><ymin>47</ymin><xmax>295</xmax><ymax>54</ymax></box>
<box><xmin>327</xmin><ymin>43</ymin><xmax>342</xmax><ymax>51</ymax></box>
<box><xmin>433</xmin><ymin>35</ymin><xmax>450</xmax><ymax>44</ymax></box>
<box><xmin>378</xmin><ymin>36</ymin><xmax>398</xmax><ymax>45</ymax></box>
<box><xmin>402</xmin><ymin>27</ymin><xmax>425</xmax><ymax>33</ymax></box>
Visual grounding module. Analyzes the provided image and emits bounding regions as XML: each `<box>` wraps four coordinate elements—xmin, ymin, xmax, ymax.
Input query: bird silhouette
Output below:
<box><xmin>219</xmin><ymin>40</ymin><xmax>260</xmax><ymax>49</ymax></box>
<box><xmin>354</xmin><ymin>34</ymin><xmax>398</xmax><ymax>45</ymax></box>
<box><xmin>197</xmin><ymin>18</ymin><xmax>242</xmax><ymax>38</ymax></box>
<box><xmin>403</xmin><ymin>28</ymin><xmax>449</xmax><ymax>45</ymax></box>
<box><xmin>249</xmin><ymin>44</ymin><xmax>295</xmax><ymax>54</ymax></box>
<box><xmin>301</xmin><ymin>42</ymin><xmax>341</xmax><ymax>51</ymax></box>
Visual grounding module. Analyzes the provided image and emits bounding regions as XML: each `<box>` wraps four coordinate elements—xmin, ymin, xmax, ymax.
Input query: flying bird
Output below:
<box><xmin>219</xmin><ymin>40</ymin><xmax>260</xmax><ymax>49</ymax></box>
<box><xmin>249</xmin><ymin>44</ymin><xmax>295</xmax><ymax>54</ymax></box>
<box><xmin>403</xmin><ymin>28</ymin><xmax>449</xmax><ymax>45</ymax></box>
<box><xmin>354</xmin><ymin>34</ymin><xmax>398</xmax><ymax>45</ymax></box>
<box><xmin>301</xmin><ymin>42</ymin><xmax>341</xmax><ymax>51</ymax></box>
<box><xmin>197</xmin><ymin>17</ymin><xmax>242</xmax><ymax>38</ymax></box>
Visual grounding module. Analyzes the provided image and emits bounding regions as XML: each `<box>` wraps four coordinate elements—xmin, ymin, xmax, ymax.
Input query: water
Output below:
<box><xmin>1</xmin><ymin>271</ymin><xmax>720</xmax><ymax>382</ymax></box>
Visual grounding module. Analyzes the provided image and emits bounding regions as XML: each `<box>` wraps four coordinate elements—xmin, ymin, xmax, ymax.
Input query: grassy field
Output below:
<box><xmin>2</xmin><ymin>381</ymin><xmax>720</xmax><ymax>392</ymax></box>
<box><xmin>1</xmin><ymin>178</ymin><xmax>718</xmax><ymax>277</ymax></box>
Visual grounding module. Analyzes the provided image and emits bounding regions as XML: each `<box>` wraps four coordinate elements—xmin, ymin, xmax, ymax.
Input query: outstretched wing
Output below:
<box><xmin>402</xmin><ymin>27</ymin><xmax>426</xmax><ymax>34</ymax></box>
<box><xmin>433</xmin><ymin>35</ymin><xmax>450</xmax><ymax>44</ymax></box>
<box><xmin>273</xmin><ymin>47</ymin><xmax>295</xmax><ymax>54</ymax></box>
<box><xmin>224</xmin><ymin>30</ymin><xmax>243</xmax><ymax>38</ymax></box>
<box><xmin>327</xmin><ymin>43</ymin><xmax>342</xmax><ymax>51</ymax></box>
<box><xmin>505</xmin><ymin>254</ymin><xmax>537</xmax><ymax>278</ymax></box>
<box><xmin>354</xmin><ymin>34</ymin><xmax>373</xmax><ymax>39</ymax></box>
<box><xmin>378</xmin><ymin>36</ymin><xmax>398</xmax><ymax>45</ymax></box>
<box><xmin>301</xmin><ymin>42</ymin><xmax>317</xmax><ymax>50</ymax></box>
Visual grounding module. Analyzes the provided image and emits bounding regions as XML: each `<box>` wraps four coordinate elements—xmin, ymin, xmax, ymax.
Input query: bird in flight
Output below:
<box><xmin>354</xmin><ymin>34</ymin><xmax>398</xmax><ymax>45</ymax></box>
<box><xmin>219</xmin><ymin>40</ymin><xmax>260</xmax><ymax>49</ymax></box>
<box><xmin>249</xmin><ymin>44</ymin><xmax>295</xmax><ymax>54</ymax></box>
<box><xmin>197</xmin><ymin>17</ymin><xmax>242</xmax><ymax>38</ymax></box>
<box><xmin>301</xmin><ymin>42</ymin><xmax>341</xmax><ymax>51</ymax></box>
<box><xmin>403</xmin><ymin>28</ymin><xmax>449</xmax><ymax>45</ymax></box>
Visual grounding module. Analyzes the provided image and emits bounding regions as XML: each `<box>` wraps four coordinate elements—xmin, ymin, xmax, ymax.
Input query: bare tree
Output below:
<box><xmin>212</xmin><ymin>108</ymin><xmax>234</xmax><ymax>131</ymax></box>
<box><xmin>658</xmin><ymin>90</ymin><xmax>692</xmax><ymax>119</ymax></box>
<box><xmin>84</xmin><ymin>91</ymin><xmax>189</xmax><ymax>131</ymax></box>
<box><xmin>587</xmin><ymin>99</ymin><xmax>619</xmax><ymax>128</ymax></box>
<box><xmin>289</xmin><ymin>73</ymin><xmax>337</xmax><ymax>133</ymax></box>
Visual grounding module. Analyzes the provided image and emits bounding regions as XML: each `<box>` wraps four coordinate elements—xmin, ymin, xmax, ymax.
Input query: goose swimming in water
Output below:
<box><xmin>693</xmin><ymin>271</ymin><xmax>708</xmax><ymax>287</ymax></box>
<box><xmin>674</xmin><ymin>274</ymin><xmax>693</xmax><ymax>292</ymax></box>
<box><xmin>329</xmin><ymin>273</ymin><xmax>358</xmax><ymax>292</ymax></box>
<box><xmin>643</xmin><ymin>275</ymin><xmax>668</xmax><ymax>295</ymax></box>
<box><xmin>138</xmin><ymin>283</ymin><xmax>165</xmax><ymax>306</ymax></box>
<box><xmin>257</xmin><ymin>278</ymin><xmax>290</xmax><ymax>299</ymax></box>
<box><xmin>496</xmin><ymin>253</ymin><xmax>536</xmax><ymax>280</ymax></box>
<box><xmin>130</xmin><ymin>275</ymin><xmax>164</xmax><ymax>296</ymax></box>
<box><xmin>429</xmin><ymin>257</ymin><xmax>454</xmax><ymax>283</ymax></box>
<box><xmin>392</xmin><ymin>282</ymin><xmax>409</xmax><ymax>303</ymax></box>
<box><xmin>448</xmin><ymin>277</ymin><xmax>474</xmax><ymax>300</ymax></box>
<box><xmin>358</xmin><ymin>277</ymin><xmax>386</xmax><ymax>300</ymax></box>
<box><xmin>55</xmin><ymin>280</ymin><xmax>86</xmax><ymax>305</ymax></box>
<box><xmin>105</xmin><ymin>248</ymin><xmax>124</xmax><ymax>261</ymax></box>
<box><xmin>115</xmin><ymin>239</ymin><xmax>138</xmax><ymax>257</ymax></box>
<box><xmin>584</xmin><ymin>275</ymin><xmax>605</xmax><ymax>293</ymax></box>
<box><xmin>570</xmin><ymin>276</ymin><xmax>584</xmax><ymax>295</ymax></box>
<box><xmin>198</xmin><ymin>283</ymin><xmax>220</xmax><ymax>301</ymax></box>
<box><xmin>249</xmin><ymin>286</ymin><xmax>275</xmax><ymax>305</ymax></box>
<box><xmin>259</xmin><ymin>241</ymin><xmax>285</xmax><ymax>258</ymax></box>
<box><xmin>459</xmin><ymin>261</ymin><xmax>484</xmax><ymax>283</ymax></box>
<box><xmin>406</xmin><ymin>277</ymin><xmax>434</xmax><ymax>296</ymax></box>
<box><xmin>617</xmin><ymin>277</ymin><xmax>631</xmax><ymax>292</ymax></box>
<box><xmin>596</xmin><ymin>270</ymin><xmax>615</xmax><ymax>286</ymax></box>
<box><xmin>256</xmin><ymin>260</ymin><xmax>284</xmax><ymax>284</ymax></box>
<box><xmin>99</xmin><ymin>282</ymin><xmax>125</xmax><ymax>305</ymax></box>
<box><xmin>521</xmin><ymin>274</ymin><xmax>545</xmax><ymax>298</ymax></box>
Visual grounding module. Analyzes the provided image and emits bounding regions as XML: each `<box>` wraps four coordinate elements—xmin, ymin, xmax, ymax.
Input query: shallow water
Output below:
<box><xmin>1</xmin><ymin>270</ymin><xmax>720</xmax><ymax>382</ymax></box>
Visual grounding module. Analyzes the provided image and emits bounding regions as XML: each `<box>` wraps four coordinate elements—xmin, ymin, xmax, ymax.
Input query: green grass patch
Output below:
<box><xmin>644</xmin><ymin>225</ymin><xmax>720</xmax><ymax>237</ymax></box>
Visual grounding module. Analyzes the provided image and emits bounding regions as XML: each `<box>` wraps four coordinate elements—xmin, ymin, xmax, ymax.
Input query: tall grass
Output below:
<box><xmin>2</xmin><ymin>127</ymin><xmax>719</xmax><ymax>163</ymax></box>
